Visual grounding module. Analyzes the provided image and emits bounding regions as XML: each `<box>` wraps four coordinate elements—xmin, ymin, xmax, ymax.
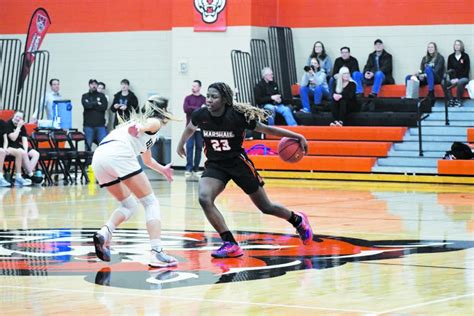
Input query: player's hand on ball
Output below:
<box><xmin>161</xmin><ymin>163</ymin><xmax>174</xmax><ymax>182</ymax></box>
<box><xmin>298</xmin><ymin>135</ymin><xmax>308</xmax><ymax>153</ymax></box>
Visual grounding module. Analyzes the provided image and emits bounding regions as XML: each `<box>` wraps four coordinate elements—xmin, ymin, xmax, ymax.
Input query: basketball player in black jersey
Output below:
<box><xmin>177</xmin><ymin>82</ymin><xmax>314</xmax><ymax>258</ymax></box>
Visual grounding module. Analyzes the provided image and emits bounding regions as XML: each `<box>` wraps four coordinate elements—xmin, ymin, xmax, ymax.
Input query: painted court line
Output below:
<box><xmin>0</xmin><ymin>284</ymin><xmax>374</xmax><ymax>314</ymax></box>
<box><xmin>376</xmin><ymin>292</ymin><xmax>474</xmax><ymax>315</ymax></box>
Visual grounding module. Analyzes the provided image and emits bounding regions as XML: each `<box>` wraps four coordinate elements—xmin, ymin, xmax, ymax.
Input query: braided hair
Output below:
<box><xmin>208</xmin><ymin>82</ymin><xmax>269</xmax><ymax>123</ymax></box>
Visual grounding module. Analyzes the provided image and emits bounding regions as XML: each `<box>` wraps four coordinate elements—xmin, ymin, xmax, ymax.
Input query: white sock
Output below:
<box><xmin>99</xmin><ymin>224</ymin><xmax>114</xmax><ymax>240</ymax></box>
<box><xmin>151</xmin><ymin>239</ymin><xmax>162</xmax><ymax>251</ymax></box>
<box><xmin>105</xmin><ymin>221</ymin><xmax>117</xmax><ymax>232</ymax></box>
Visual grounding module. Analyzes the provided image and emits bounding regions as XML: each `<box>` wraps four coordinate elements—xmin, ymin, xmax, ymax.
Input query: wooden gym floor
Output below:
<box><xmin>0</xmin><ymin>172</ymin><xmax>473</xmax><ymax>315</ymax></box>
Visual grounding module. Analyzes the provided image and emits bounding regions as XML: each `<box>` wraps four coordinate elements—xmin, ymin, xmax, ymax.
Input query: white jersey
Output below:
<box><xmin>100</xmin><ymin>122</ymin><xmax>158</xmax><ymax>156</ymax></box>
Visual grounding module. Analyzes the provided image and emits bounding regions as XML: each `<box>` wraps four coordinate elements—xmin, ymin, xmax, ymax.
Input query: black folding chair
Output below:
<box><xmin>30</xmin><ymin>131</ymin><xmax>67</xmax><ymax>185</ymax></box>
<box><xmin>67</xmin><ymin>130</ymin><xmax>93</xmax><ymax>183</ymax></box>
<box><xmin>50</xmin><ymin>130</ymin><xmax>76</xmax><ymax>184</ymax></box>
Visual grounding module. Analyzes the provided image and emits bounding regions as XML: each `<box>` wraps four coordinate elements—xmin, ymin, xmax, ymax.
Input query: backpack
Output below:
<box><xmin>444</xmin><ymin>142</ymin><xmax>473</xmax><ymax>160</ymax></box>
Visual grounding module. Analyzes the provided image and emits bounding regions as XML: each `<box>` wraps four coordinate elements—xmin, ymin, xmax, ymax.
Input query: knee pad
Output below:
<box><xmin>116</xmin><ymin>195</ymin><xmax>139</xmax><ymax>221</ymax></box>
<box><xmin>139</xmin><ymin>193</ymin><xmax>161</xmax><ymax>222</ymax></box>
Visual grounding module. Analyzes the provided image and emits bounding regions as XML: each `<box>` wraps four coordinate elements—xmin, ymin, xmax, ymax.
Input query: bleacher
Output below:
<box><xmin>244</xmin><ymin>84</ymin><xmax>473</xmax><ymax>180</ymax></box>
<box><xmin>244</xmin><ymin>126</ymin><xmax>406</xmax><ymax>173</ymax></box>
<box><xmin>438</xmin><ymin>127</ymin><xmax>474</xmax><ymax>176</ymax></box>
<box><xmin>290</xmin><ymin>84</ymin><xmax>470</xmax><ymax>127</ymax></box>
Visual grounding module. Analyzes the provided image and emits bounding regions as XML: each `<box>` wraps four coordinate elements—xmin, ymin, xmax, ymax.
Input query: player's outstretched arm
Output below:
<box><xmin>176</xmin><ymin>122</ymin><xmax>198</xmax><ymax>158</ymax></box>
<box><xmin>141</xmin><ymin>150</ymin><xmax>173</xmax><ymax>182</ymax></box>
<box><xmin>254</xmin><ymin>122</ymin><xmax>307</xmax><ymax>152</ymax></box>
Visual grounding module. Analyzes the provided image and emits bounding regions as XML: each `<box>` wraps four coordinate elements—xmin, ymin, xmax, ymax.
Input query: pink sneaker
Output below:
<box><xmin>211</xmin><ymin>242</ymin><xmax>244</xmax><ymax>258</ymax></box>
<box><xmin>295</xmin><ymin>212</ymin><xmax>313</xmax><ymax>245</ymax></box>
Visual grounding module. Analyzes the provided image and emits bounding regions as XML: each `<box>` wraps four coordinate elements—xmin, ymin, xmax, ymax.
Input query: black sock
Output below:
<box><xmin>288</xmin><ymin>211</ymin><xmax>302</xmax><ymax>228</ymax></box>
<box><xmin>220</xmin><ymin>231</ymin><xmax>237</xmax><ymax>244</ymax></box>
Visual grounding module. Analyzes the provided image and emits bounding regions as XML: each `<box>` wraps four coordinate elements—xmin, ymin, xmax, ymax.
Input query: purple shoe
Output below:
<box><xmin>295</xmin><ymin>211</ymin><xmax>313</xmax><ymax>245</ymax></box>
<box><xmin>211</xmin><ymin>242</ymin><xmax>244</xmax><ymax>258</ymax></box>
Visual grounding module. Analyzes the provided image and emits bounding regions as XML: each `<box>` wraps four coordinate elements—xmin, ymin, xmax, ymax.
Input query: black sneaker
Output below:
<box><xmin>93</xmin><ymin>232</ymin><xmax>111</xmax><ymax>262</ymax></box>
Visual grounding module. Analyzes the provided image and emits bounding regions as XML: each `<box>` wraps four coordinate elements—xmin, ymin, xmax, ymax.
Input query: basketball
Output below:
<box><xmin>278</xmin><ymin>137</ymin><xmax>304</xmax><ymax>163</ymax></box>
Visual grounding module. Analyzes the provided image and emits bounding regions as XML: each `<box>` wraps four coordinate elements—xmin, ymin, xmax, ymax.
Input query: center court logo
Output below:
<box><xmin>0</xmin><ymin>228</ymin><xmax>472</xmax><ymax>290</ymax></box>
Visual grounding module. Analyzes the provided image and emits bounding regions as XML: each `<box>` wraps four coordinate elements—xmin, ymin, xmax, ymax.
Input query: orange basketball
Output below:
<box><xmin>278</xmin><ymin>137</ymin><xmax>304</xmax><ymax>163</ymax></box>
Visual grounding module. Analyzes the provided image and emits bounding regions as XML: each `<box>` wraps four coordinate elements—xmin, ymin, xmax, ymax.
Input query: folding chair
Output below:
<box><xmin>50</xmin><ymin>130</ymin><xmax>76</xmax><ymax>184</ymax></box>
<box><xmin>67</xmin><ymin>130</ymin><xmax>93</xmax><ymax>183</ymax></box>
<box><xmin>30</xmin><ymin>131</ymin><xmax>66</xmax><ymax>185</ymax></box>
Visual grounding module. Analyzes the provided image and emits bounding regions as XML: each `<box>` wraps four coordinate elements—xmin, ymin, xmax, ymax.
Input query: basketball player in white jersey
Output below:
<box><xmin>92</xmin><ymin>95</ymin><xmax>178</xmax><ymax>267</ymax></box>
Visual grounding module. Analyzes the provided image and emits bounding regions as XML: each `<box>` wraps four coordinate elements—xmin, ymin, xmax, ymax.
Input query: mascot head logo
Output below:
<box><xmin>194</xmin><ymin>0</ymin><xmax>226</xmax><ymax>24</ymax></box>
<box><xmin>1</xmin><ymin>228</ymin><xmax>473</xmax><ymax>290</ymax></box>
<box><xmin>36</xmin><ymin>14</ymin><xmax>47</xmax><ymax>33</ymax></box>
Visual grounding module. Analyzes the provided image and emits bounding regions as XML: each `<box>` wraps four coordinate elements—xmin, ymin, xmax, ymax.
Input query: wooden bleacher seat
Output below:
<box><xmin>438</xmin><ymin>160</ymin><xmax>474</xmax><ymax>176</ymax></box>
<box><xmin>263</xmin><ymin>126</ymin><xmax>406</xmax><ymax>141</ymax></box>
<box><xmin>244</xmin><ymin>139</ymin><xmax>392</xmax><ymax>157</ymax></box>
<box><xmin>245</xmin><ymin>126</ymin><xmax>405</xmax><ymax>173</ymax></box>
<box><xmin>468</xmin><ymin>128</ymin><xmax>474</xmax><ymax>143</ymax></box>
<box><xmin>250</xmin><ymin>155</ymin><xmax>377</xmax><ymax>173</ymax></box>
<box><xmin>292</xmin><ymin>83</ymin><xmax>469</xmax><ymax>99</ymax></box>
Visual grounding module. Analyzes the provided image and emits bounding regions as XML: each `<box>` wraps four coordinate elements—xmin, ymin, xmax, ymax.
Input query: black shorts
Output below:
<box><xmin>202</xmin><ymin>153</ymin><xmax>264</xmax><ymax>194</ymax></box>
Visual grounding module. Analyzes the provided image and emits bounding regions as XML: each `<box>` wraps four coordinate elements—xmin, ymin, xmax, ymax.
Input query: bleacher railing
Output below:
<box><xmin>250</xmin><ymin>39</ymin><xmax>270</xmax><ymax>86</ymax></box>
<box><xmin>268</xmin><ymin>27</ymin><xmax>297</xmax><ymax>102</ymax></box>
<box><xmin>231</xmin><ymin>50</ymin><xmax>254</xmax><ymax>104</ymax></box>
<box><xmin>0</xmin><ymin>39</ymin><xmax>22</xmax><ymax>110</ymax></box>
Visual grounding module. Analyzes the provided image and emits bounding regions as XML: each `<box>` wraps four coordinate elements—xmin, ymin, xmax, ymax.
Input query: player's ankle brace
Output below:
<box><xmin>139</xmin><ymin>193</ymin><xmax>161</xmax><ymax>222</ymax></box>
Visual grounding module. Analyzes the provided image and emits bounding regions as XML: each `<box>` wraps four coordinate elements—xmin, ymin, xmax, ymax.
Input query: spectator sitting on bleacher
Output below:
<box><xmin>442</xmin><ymin>39</ymin><xmax>470</xmax><ymax>108</ymax></box>
<box><xmin>81</xmin><ymin>79</ymin><xmax>108</xmax><ymax>151</ymax></box>
<box><xmin>405</xmin><ymin>42</ymin><xmax>445</xmax><ymax>101</ymax></box>
<box><xmin>6</xmin><ymin>111</ymin><xmax>42</xmax><ymax>185</ymax></box>
<box><xmin>330</xmin><ymin>67</ymin><xmax>358</xmax><ymax>127</ymax></box>
<box><xmin>299</xmin><ymin>58</ymin><xmax>330</xmax><ymax>113</ymax></box>
<box><xmin>363</xmin><ymin>39</ymin><xmax>394</xmax><ymax>98</ymax></box>
<box><xmin>1</xmin><ymin>119</ymin><xmax>24</xmax><ymax>187</ymax></box>
<box><xmin>306</xmin><ymin>41</ymin><xmax>332</xmax><ymax>77</ymax></box>
<box><xmin>254</xmin><ymin>67</ymin><xmax>297</xmax><ymax>126</ymax></box>
<box><xmin>331</xmin><ymin>47</ymin><xmax>363</xmax><ymax>96</ymax></box>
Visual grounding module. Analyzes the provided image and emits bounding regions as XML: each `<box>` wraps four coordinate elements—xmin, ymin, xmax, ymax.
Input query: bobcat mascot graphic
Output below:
<box><xmin>194</xmin><ymin>0</ymin><xmax>227</xmax><ymax>24</ymax></box>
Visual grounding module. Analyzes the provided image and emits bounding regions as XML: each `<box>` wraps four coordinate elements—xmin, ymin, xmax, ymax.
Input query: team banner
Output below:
<box><xmin>193</xmin><ymin>0</ymin><xmax>227</xmax><ymax>32</ymax></box>
<box><xmin>17</xmin><ymin>8</ymin><xmax>51</xmax><ymax>94</ymax></box>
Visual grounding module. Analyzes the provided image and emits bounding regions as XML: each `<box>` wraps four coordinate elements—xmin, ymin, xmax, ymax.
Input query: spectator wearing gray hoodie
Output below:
<box><xmin>299</xmin><ymin>58</ymin><xmax>330</xmax><ymax>113</ymax></box>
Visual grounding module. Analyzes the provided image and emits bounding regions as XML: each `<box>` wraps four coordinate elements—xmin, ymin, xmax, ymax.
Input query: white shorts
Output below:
<box><xmin>91</xmin><ymin>140</ymin><xmax>143</xmax><ymax>187</ymax></box>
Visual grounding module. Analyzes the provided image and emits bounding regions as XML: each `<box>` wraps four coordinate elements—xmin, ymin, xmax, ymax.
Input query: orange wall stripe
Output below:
<box><xmin>275</xmin><ymin>0</ymin><xmax>474</xmax><ymax>28</ymax></box>
<box><xmin>1</xmin><ymin>0</ymin><xmax>472</xmax><ymax>34</ymax></box>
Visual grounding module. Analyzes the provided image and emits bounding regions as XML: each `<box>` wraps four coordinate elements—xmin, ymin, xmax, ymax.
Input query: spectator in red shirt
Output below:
<box><xmin>183</xmin><ymin>80</ymin><xmax>206</xmax><ymax>179</ymax></box>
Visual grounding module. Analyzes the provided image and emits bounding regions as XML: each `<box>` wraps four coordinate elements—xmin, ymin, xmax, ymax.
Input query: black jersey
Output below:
<box><xmin>191</xmin><ymin>106</ymin><xmax>257</xmax><ymax>161</ymax></box>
